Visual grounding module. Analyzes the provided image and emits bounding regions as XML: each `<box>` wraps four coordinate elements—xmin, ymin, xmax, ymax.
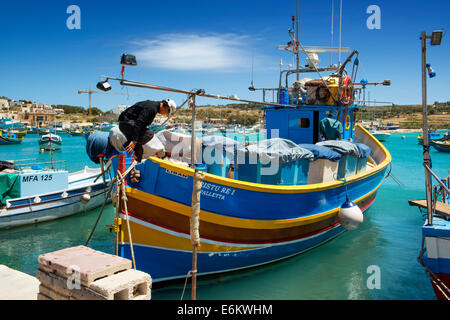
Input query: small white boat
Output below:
<box><xmin>368</xmin><ymin>128</ymin><xmax>391</xmax><ymax>142</ymax></box>
<box><xmin>39</xmin><ymin>134</ymin><xmax>62</xmax><ymax>151</ymax></box>
<box><xmin>0</xmin><ymin>162</ymin><xmax>111</xmax><ymax>229</ymax></box>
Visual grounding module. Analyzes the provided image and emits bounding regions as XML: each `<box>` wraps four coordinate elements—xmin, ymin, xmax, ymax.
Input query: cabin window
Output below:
<box><xmin>298</xmin><ymin>118</ymin><xmax>310</xmax><ymax>128</ymax></box>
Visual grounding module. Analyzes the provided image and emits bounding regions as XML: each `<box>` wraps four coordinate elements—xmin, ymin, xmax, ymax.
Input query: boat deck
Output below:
<box><xmin>408</xmin><ymin>200</ymin><xmax>450</xmax><ymax>218</ymax></box>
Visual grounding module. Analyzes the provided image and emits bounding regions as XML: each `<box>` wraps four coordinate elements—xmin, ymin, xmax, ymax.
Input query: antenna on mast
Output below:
<box><xmin>296</xmin><ymin>0</ymin><xmax>299</xmax><ymax>82</ymax></box>
<box><xmin>330</xmin><ymin>0</ymin><xmax>334</xmax><ymax>66</ymax></box>
<box><xmin>338</xmin><ymin>0</ymin><xmax>343</xmax><ymax>66</ymax></box>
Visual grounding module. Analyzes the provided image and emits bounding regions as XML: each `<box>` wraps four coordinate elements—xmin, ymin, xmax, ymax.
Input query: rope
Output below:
<box><xmin>112</xmin><ymin>161</ymin><xmax>138</xmax><ymax>269</ymax></box>
<box><xmin>191</xmin><ymin>170</ymin><xmax>204</xmax><ymax>247</ymax></box>
<box><xmin>84</xmin><ymin>176</ymin><xmax>116</xmax><ymax>246</ymax></box>
<box><xmin>85</xmin><ymin>156</ymin><xmax>137</xmax><ymax>271</ymax></box>
<box><xmin>189</xmin><ymin>170</ymin><xmax>205</xmax><ymax>300</ymax></box>
<box><xmin>180</xmin><ymin>270</ymin><xmax>193</xmax><ymax>300</ymax></box>
<box><xmin>118</xmin><ymin>171</ymin><xmax>136</xmax><ymax>270</ymax></box>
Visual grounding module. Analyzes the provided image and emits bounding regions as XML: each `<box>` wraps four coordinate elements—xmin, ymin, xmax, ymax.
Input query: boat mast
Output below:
<box><xmin>330</xmin><ymin>0</ymin><xmax>334</xmax><ymax>66</ymax></box>
<box><xmin>421</xmin><ymin>31</ymin><xmax>433</xmax><ymax>226</ymax></box>
<box><xmin>420</xmin><ymin>30</ymin><xmax>444</xmax><ymax>225</ymax></box>
<box><xmin>296</xmin><ymin>0</ymin><xmax>299</xmax><ymax>82</ymax></box>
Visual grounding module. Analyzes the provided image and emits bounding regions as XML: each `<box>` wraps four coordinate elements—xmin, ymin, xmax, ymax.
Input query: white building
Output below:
<box><xmin>0</xmin><ymin>99</ymin><xmax>9</xmax><ymax>110</ymax></box>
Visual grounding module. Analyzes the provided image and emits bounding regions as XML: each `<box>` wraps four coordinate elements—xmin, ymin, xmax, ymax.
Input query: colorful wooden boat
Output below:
<box><xmin>89</xmin><ymin>7</ymin><xmax>392</xmax><ymax>283</ymax></box>
<box><xmin>418</xmin><ymin>131</ymin><xmax>449</xmax><ymax>145</ymax></box>
<box><xmin>0</xmin><ymin>133</ymin><xmax>23</xmax><ymax>145</ymax></box>
<box><xmin>106</xmin><ymin>123</ymin><xmax>390</xmax><ymax>282</ymax></box>
<box><xmin>69</xmin><ymin>129</ymin><xmax>84</xmax><ymax>136</ymax></box>
<box><xmin>431</xmin><ymin>139</ymin><xmax>450</xmax><ymax>152</ymax></box>
<box><xmin>8</xmin><ymin>129</ymin><xmax>27</xmax><ymax>138</ymax></box>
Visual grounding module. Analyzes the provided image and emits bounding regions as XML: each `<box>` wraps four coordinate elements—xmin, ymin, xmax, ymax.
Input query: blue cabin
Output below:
<box><xmin>265</xmin><ymin>104</ymin><xmax>357</xmax><ymax>144</ymax></box>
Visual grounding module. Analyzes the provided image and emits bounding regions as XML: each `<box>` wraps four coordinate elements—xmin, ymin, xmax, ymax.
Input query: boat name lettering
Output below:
<box><xmin>22</xmin><ymin>174</ymin><xmax>53</xmax><ymax>183</ymax></box>
<box><xmin>165</xmin><ymin>169</ymin><xmax>188</xmax><ymax>179</ymax></box>
<box><xmin>201</xmin><ymin>182</ymin><xmax>235</xmax><ymax>200</ymax></box>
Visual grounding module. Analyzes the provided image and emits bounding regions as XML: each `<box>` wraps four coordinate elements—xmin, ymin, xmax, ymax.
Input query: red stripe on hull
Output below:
<box><xmin>430</xmin><ymin>273</ymin><xmax>450</xmax><ymax>300</ymax></box>
<box><xmin>123</xmin><ymin>193</ymin><xmax>377</xmax><ymax>245</ymax></box>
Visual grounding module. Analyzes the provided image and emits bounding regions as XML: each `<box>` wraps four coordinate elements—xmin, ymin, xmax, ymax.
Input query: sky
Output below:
<box><xmin>0</xmin><ymin>0</ymin><xmax>449</xmax><ymax>112</ymax></box>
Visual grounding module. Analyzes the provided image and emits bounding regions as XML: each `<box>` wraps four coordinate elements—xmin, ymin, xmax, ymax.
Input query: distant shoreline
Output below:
<box><xmin>376</xmin><ymin>128</ymin><xmax>448</xmax><ymax>133</ymax></box>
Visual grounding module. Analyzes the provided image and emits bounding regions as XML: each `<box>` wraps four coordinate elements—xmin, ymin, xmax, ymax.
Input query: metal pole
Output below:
<box><xmin>190</xmin><ymin>95</ymin><xmax>197</xmax><ymax>300</ymax></box>
<box><xmin>296</xmin><ymin>0</ymin><xmax>299</xmax><ymax>82</ymax></box>
<box><xmin>421</xmin><ymin>31</ymin><xmax>433</xmax><ymax>225</ymax></box>
<box><xmin>89</xmin><ymin>89</ymin><xmax>92</xmax><ymax>122</ymax></box>
<box><xmin>330</xmin><ymin>0</ymin><xmax>334</xmax><ymax>66</ymax></box>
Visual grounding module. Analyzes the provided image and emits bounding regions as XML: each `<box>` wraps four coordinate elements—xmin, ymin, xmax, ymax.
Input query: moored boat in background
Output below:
<box><xmin>368</xmin><ymin>128</ymin><xmax>391</xmax><ymax>142</ymax></box>
<box><xmin>0</xmin><ymin>133</ymin><xmax>23</xmax><ymax>145</ymax></box>
<box><xmin>430</xmin><ymin>139</ymin><xmax>450</xmax><ymax>153</ymax></box>
<box><xmin>418</xmin><ymin>130</ymin><xmax>449</xmax><ymax>145</ymax></box>
<box><xmin>38</xmin><ymin>133</ymin><xmax>63</xmax><ymax>151</ymax></box>
<box><xmin>0</xmin><ymin>160</ymin><xmax>111</xmax><ymax>229</ymax></box>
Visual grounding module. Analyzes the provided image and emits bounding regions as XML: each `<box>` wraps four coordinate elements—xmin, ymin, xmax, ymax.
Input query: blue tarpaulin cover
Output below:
<box><xmin>298</xmin><ymin>144</ymin><xmax>342</xmax><ymax>162</ymax></box>
<box><xmin>86</xmin><ymin>130</ymin><xmax>110</xmax><ymax>164</ymax></box>
<box><xmin>244</xmin><ymin>138</ymin><xmax>314</xmax><ymax>163</ymax></box>
<box><xmin>317</xmin><ymin>140</ymin><xmax>361</xmax><ymax>158</ymax></box>
<box><xmin>355</xmin><ymin>143</ymin><xmax>372</xmax><ymax>158</ymax></box>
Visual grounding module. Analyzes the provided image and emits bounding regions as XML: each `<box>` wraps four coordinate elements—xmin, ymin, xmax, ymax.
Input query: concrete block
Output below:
<box><xmin>39</xmin><ymin>284</ymin><xmax>72</xmax><ymax>300</ymax></box>
<box><xmin>38</xmin><ymin>246</ymin><xmax>131</xmax><ymax>286</ymax></box>
<box><xmin>89</xmin><ymin>269</ymin><xmax>152</xmax><ymax>300</ymax></box>
<box><xmin>0</xmin><ymin>265</ymin><xmax>39</xmax><ymax>300</ymax></box>
<box><xmin>36</xmin><ymin>268</ymin><xmax>106</xmax><ymax>300</ymax></box>
<box><xmin>37</xmin><ymin>293</ymin><xmax>52</xmax><ymax>300</ymax></box>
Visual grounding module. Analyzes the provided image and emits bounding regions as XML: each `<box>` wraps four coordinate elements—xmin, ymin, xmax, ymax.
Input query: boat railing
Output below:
<box><xmin>9</xmin><ymin>159</ymin><xmax>67</xmax><ymax>172</ymax></box>
<box><xmin>424</xmin><ymin>164</ymin><xmax>450</xmax><ymax>222</ymax></box>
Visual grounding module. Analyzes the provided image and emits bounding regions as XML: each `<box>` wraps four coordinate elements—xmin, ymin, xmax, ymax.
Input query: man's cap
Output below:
<box><xmin>163</xmin><ymin>99</ymin><xmax>177</xmax><ymax>114</ymax></box>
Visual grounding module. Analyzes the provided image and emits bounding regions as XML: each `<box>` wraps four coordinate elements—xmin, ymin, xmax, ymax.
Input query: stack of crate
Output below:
<box><xmin>36</xmin><ymin>246</ymin><xmax>151</xmax><ymax>300</ymax></box>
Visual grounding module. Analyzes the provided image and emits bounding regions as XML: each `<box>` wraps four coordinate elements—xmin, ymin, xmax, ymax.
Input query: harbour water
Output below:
<box><xmin>0</xmin><ymin>131</ymin><xmax>448</xmax><ymax>300</ymax></box>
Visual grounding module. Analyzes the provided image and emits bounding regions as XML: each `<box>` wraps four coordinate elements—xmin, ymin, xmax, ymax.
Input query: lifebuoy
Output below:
<box><xmin>340</xmin><ymin>75</ymin><xmax>353</xmax><ymax>106</ymax></box>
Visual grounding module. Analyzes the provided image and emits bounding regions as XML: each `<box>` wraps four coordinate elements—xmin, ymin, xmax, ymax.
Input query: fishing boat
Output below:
<box><xmin>430</xmin><ymin>139</ymin><xmax>450</xmax><ymax>153</ymax></box>
<box><xmin>418</xmin><ymin>131</ymin><xmax>449</xmax><ymax>145</ymax></box>
<box><xmin>69</xmin><ymin>129</ymin><xmax>84</xmax><ymax>136</ymax></box>
<box><xmin>88</xmin><ymin>10</ymin><xmax>392</xmax><ymax>283</ymax></box>
<box><xmin>8</xmin><ymin>129</ymin><xmax>27</xmax><ymax>138</ymax></box>
<box><xmin>0</xmin><ymin>160</ymin><xmax>111</xmax><ymax>229</ymax></box>
<box><xmin>382</xmin><ymin>122</ymin><xmax>400</xmax><ymax>130</ymax></box>
<box><xmin>38</xmin><ymin>128</ymin><xmax>51</xmax><ymax>135</ymax></box>
<box><xmin>38</xmin><ymin>133</ymin><xmax>63</xmax><ymax>151</ymax></box>
<box><xmin>0</xmin><ymin>133</ymin><xmax>23</xmax><ymax>145</ymax></box>
<box><xmin>27</xmin><ymin>127</ymin><xmax>39</xmax><ymax>134</ymax></box>
<box><xmin>408</xmin><ymin>29</ymin><xmax>449</xmax><ymax>300</ymax></box>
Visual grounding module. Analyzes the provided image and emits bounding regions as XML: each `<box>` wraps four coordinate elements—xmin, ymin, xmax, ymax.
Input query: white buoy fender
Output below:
<box><xmin>338</xmin><ymin>197</ymin><xmax>364</xmax><ymax>230</ymax></box>
<box><xmin>81</xmin><ymin>193</ymin><xmax>91</xmax><ymax>204</ymax></box>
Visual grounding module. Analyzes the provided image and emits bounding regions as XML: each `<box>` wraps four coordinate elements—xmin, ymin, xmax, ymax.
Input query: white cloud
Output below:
<box><xmin>132</xmin><ymin>33</ymin><xmax>257</xmax><ymax>72</ymax></box>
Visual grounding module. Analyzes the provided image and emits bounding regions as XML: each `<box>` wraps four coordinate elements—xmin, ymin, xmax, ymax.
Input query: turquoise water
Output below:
<box><xmin>0</xmin><ymin>131</ymin><xmax>448</xmax><ymax>300</ymax></box>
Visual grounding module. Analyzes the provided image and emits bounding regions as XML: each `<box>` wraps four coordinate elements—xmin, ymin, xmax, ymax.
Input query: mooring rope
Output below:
<box><xmin>180</xmin><ymin>270</ymin><xmax>193</xmax><ymax>301</ymax></box>
<box><xmin>118</xmin><ymin>172</ymin><xmax>136</xmax><ymax>270</ymax></box>
<box><xmin>85</xmin><ymin>158</ymin><xmax>137</xmax><ymax>271</ymax></box>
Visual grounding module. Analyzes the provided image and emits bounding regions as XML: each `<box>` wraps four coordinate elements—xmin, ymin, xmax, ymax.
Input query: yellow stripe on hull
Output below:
<box><xmin>119</xmin><ymin>215</ymin><xmax>261</xmax><ymax>252</ymax></box>
<box><xmin>125</xmin><ymin>182</ymin><xmax>381</xmax><ymax>231</ymax></box>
